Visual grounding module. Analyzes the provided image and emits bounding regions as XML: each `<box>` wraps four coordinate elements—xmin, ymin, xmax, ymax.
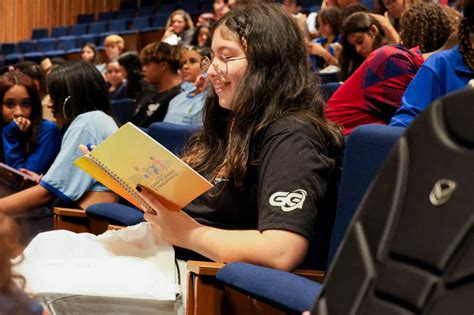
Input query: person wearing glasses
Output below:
<box><xmin>131</xmin><ymin>42</ymin><xmax>185</xmax><ymax>128</ymax></box>
<box><xmin>139</xmin><ymin>2</ymin><xmax>343</xmax><ymax>273</ymax></box>
<box><xmin>0</xmin><ymin>71</ymin><xmax>60</xmax><ymax>177</ymax></box>
<box><xmin>0</xmin><ymin>61</ymin><xmax>118</xmax><ymax>244</ymax></box>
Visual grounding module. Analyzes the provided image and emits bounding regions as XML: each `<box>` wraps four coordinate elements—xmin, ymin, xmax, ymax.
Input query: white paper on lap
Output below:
<box><xmin>13</xmin><ymin>223</ymin><xmax>179</xmax><ymax>300</ymax></box>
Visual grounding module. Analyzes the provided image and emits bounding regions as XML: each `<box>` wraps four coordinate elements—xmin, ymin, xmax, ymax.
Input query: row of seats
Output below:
<box><xmin>0</xmin><ymin>15</ymin><xmax>171</xmax><ymax>65</ymax></box>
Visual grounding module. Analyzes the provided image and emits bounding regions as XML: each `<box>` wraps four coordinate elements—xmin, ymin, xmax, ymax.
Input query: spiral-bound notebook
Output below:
<box><xmin>73</xmin><ymin>122</ymin><xmax>213</xmax><ymax>213</ymax></box>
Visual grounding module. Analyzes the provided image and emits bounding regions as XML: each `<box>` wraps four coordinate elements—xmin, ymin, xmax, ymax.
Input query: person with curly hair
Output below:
<box><xmin>390</xmin><ymin>0</ymin><xmax>472</xmax><ymax>127</ymax></box>
<box><xmin>0</xmin><ymin>213</ymin><xmax>45</xmax><ymax>314</ymax></box>
<box><xmin>131</xmin><ymin>42</ymin><xmax>185</xmax><ymax>127</ymax></box>
<box><xmin>326</xmin><ymin>3</ymin><xmax>452</xmax><ymax>135</ymax></box>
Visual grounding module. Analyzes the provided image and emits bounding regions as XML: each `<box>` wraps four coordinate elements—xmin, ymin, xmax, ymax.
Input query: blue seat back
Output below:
<box><xmin>37</xmin><ymin>38</ymin><xmax>58</xmax><ymax>52</ymax></box>
<box><xmin>69</xmin><ymin>24</ymin><xmax>87</xmax><ymax>36</ymax></box>
<box><xmin>51</xmin><ymin>26</ymin><xmax>69</xmax><ymax>38</ymax></box>
<box><xmin>57</xmin><ymin>37</ymin><xmax>78</xmax><ymax>51</ymax></box>
<box><xmin>98</xmin><ymin>11</ymin><xmax>116</xmax><ymax>21</ymax></box>
<box><xmin>147</xmin><ymin>122</ymin><xmax>201</xmax><ymax>156</ymax></box>
<box><xmin>327</xmin><ymin>124</ymin><xmax>404</xmax><ymax>265</ymax></box>
<box><xmin>132</xmin><ymin>16</ymin><xmax>150</xmax><ymax>29</ymax></box>
<box><xmin>88</xmin><ymin>21</ymin><xmax>107</xmax><ymax>34</ymax></box>
<box><xmin>151</xmin><ymin>14</ymin><xmax>168</xmax><ymax>27</ymax></box>
<box><xmin>2</xmin><ymin>43</ymin><xmax>19</xmax><ymax>54</ymax></box>
<box><xmin>110</xmin><ymin>98</ymin><xmax>135</xmax><ymax>125</ymax></box>
<box><xmin>108</xmin><ymin>19</ymin><xmax>127</xmax><ymax>32</ymax></box>
<box><xmin>77</xmin><ymin>13</ymin><xmax>95</xmax><ymax>24</ymax></box>
<box><xmin>32</xmin><ymin>28</ymin><xmax>48</xmax><ymax>39</ymax></box>
<box><xmin>18</xmin><ymin>40</ymin><xmax>38</xmax><ymax>53</ymax></box>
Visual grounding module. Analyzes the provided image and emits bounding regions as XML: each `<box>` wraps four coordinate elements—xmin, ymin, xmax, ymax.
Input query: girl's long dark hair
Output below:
<box><xmin>47</xmin><ymin>61</ymin><xmax>111</xmax><ymax>131</ymax></box>
<box><xmin>0</xmin><ymin>71</ymin><xmax>43</xmax><ymax>161</ymax></box>
<box><xmin>459</xmin><ymin>0</ymin><xmax>474</xmax><ymax>71</ymax></box>
<box><xmin>118</xmin><ymin>52</ymin><xmax>144</xmax><ymax>99</ymax></box>
<box><xmin>183</xmin><ymin>2</ymin><xmax>343</xmax><ymax>189</ymax></box>
<box><xmin>339</xmin><ymin>12</ymin><xmax>387</xmax><ymax>80</ymax></box>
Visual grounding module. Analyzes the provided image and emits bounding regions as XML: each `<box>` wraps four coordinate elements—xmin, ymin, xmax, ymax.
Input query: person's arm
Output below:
<box><xmin>0</xmin><ymin>184</ymin><xmax>54</xmax><ymax>215</ymax></box>
<box><xmin>370</xmin><ymin>13</ymin><xmax>400</xmax><ymax>44</ymax></box>
<box><xmin>141</xmin><ymin>188</ymin><xmax>308</xmax><ymax>271</ymax></box>
<box><xmin>390</xmin><ymin>66</ymin><xmax>441</xmax><ymax>127</ymax></box>
<box><xmin>363</xmin><ymin>47</ymin><xmax>424</xmax><ymax>123</ymax></box>
<box><xmin>3</xmin><ymin>121</ymin><xmax>61</xmax><ymax>174</ymax></box>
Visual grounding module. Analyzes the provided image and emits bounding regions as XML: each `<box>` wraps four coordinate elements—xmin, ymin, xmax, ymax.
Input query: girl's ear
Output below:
<box><xmin>369</xmin><ymin>24</ymin><xmax>379</xmax><ymax>37</ymax></box>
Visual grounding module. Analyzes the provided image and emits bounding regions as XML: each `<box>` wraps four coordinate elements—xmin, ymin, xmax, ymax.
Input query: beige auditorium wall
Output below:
<box><xmin>0</xmin><ymin>0</ymin><xmax>121</xmax><ymax>43</ymax></box>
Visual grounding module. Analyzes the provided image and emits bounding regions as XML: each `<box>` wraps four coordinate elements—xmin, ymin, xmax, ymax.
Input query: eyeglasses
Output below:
<box><xmin>200</xmin><ymin>55</ymin><xmax>247</xmax><ymax>78</ymax></box>
<box><xmin>2</xmin><ymin>99</ymin><xmax>32</xmax><ymax>108</ymax></box>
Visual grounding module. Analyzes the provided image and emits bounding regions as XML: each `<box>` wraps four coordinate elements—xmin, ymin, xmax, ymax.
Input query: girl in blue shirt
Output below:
<box><xmin>0</xmin><ymin>71</ymin><xmax>61</xmax><ymax>175</ymax></box>
<box><xmin>390</xmin><ymin>0</ymin><xmax>474</xmax><ymax>127</ymax></box>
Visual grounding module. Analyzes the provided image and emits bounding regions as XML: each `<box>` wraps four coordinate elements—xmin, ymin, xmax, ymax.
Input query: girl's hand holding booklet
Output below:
<box><xmin>73</xmin><ymin>123</ymin><xmax>213</xmax><ymax>214</ymax></box>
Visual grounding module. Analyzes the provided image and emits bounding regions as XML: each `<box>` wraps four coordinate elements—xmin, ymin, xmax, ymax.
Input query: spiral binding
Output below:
<box><xmin>89</xmin><ymin>156</ymin><xmax>155</xmax><ymax>213</ymax></box>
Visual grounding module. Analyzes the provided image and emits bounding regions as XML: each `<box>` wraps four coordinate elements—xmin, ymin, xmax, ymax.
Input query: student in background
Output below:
<box><xmin>190</xmin><ymin>24</ymin><xmax>212</xmax><ymax>48</ymax></box>
<box><xmin>81</xmin><ymin>43</ymin><xmax>100</xmax><ymax>66</ymax></box>
<box><xmin>117</xmin><ymin>52</ymin><xmax>156</xmax><ymax>102</ymax></box>
<box><xmin>308</xmin><ymin>7</ymin><xmax>342</xmax><ymax>70</ymax></box>
<box><xmin>390</xmin><ymin>0</ymin><xmax>473</xmax><ymax>127</ymax></box>
<box><xmin>97</xmin><ymin>35</ymin><xmax>125</xmax><ymax>73</ymax></box>
<box><xmin>105</xmin><ymin>59</ymin><xmax>126</xmax><ymax>101</ymax></box>
<box><xmin>0</xmin><ymin>213</ymin><xmax>45</xmax><ymax>315</ymax></box>
<box><xmin>338</xmin><ymin>12</ymin><xmax>388</xmax><ymax>80</ymax></box>
<box><xmin>14</xmin><ymin>61</ymin><xmax>54</xmax><ymax>121</ymax></box>
<box><xmin>0</xmin><ymin>61</ymin><xmax>118</xmax><ymax>217</ymax></box>
<box><xmin>162</xmin><ymin>10</ymin><xmax>195</xmax><ymax>45</ymax></box>
<box><xmin>140</xmin><ymin>3</ymin><xmax>343</xmax><ymax>272</ymax></box>
<box><xmin>164</xmin><ymin>46</ymin><xmax>211</xmax><ymax>126</ymax></box>
<box><xmin>0</xmin><ymin>71</ymin><xmax>60</xmax><ymax>175</ymax></box>
<box><xmin>131</xmin><ymin>42</ymin><xmax>185</xmax><ymax>128</ymax></box>
<box><xmin>326</xmin><ymin>3</ymin><xmax>453</xmax><ymax>135</ymax></box>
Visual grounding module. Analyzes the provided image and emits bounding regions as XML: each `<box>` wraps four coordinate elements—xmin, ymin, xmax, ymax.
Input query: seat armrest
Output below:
<box><xmin>187</xmin><ymin>260</ymin><xmax>225</xmax><ymax>276</ymax></box>
<box><xmin>53</xmin><ymin>207</ymin><xmax>87</xmax><ymax>218</ymax></box>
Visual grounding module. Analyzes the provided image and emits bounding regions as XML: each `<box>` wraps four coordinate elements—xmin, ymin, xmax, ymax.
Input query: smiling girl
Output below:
<box><xmin>139</xmin><ymin>2</ymin><xmax>343</xmax><ymax>271</ymax></box>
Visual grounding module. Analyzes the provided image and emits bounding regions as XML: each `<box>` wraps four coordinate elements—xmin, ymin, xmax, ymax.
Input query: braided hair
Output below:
<box><xmin>459</xmin><ymin>0</ymin><xmax>474</xmax><ymax>71</ymax></box>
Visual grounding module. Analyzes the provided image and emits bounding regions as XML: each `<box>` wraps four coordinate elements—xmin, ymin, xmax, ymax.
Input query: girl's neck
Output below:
<box><xmin>326</xmin><ymin>34</ymin><xmax>336</xmax><ymax>43</ymax></box>
<box><xmin>157</xmin><ymin>75</ymin><xmax>181</xmax><ymax>93</ymax></box>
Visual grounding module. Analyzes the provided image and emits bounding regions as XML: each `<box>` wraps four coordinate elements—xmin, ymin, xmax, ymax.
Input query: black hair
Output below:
<box><xmin>47</xmin><ymin>61</ymin><xmax>111</xmax><ymax>129</ymax></box>
<box><xmin>118</xmin><ymin>52</ymin><xmax>145</xmax><ymax>99</ymax></box>
<box><xmin>14</xmin><ymin>61</ymin><xmax>46</xmax><ymax>98</ymax></box>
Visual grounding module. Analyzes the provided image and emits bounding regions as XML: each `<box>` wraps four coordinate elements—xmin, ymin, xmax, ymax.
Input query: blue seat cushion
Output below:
<box><xmin>216</xmin><ymin>262</ymin><xmax>322</xmax><ymax>314</ymax></box>
<box><xmin>86</xmin><ymin>203</ymin><xmax>144</xmax><ymax>226</ymax></box>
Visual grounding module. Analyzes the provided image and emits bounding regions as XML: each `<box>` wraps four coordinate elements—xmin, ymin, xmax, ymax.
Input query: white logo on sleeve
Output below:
<box><xmin>269</xmin><ymin>189</ymin><xmax>307</xmax><ymax>212</ymax></box>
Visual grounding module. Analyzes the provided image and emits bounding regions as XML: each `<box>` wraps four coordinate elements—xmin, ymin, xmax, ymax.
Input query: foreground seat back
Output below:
<box><xmin>314</xmin><ymin>88</ymin><xmax>474</xmax><ymax>314</ymax></box>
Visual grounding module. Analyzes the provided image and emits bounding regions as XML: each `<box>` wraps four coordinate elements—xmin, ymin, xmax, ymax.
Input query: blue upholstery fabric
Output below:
<box><xmin>327</xmin><ymin>124</ymin><xmax>404</xmax><ymax>263</ymax></box>
<box><xmin>32</xmin><ymin>28</ymin><xmax>48</xmax><ymax>39</ymax></box>
<box><xmin>110</xmin><ymin>98</ymin><xmax>135</xmax><ymax>125</ymax></box>
<box><xmin>87</xmin><ymin>203</ymin><xmax>144</xmax><ymax>226</ymax></box>
<box><xmin>216</xmin><ymin>124</ymin><xmax>404</xmax><ymax>313</ymax></box>
<box><xmin>147</xmin><ymin>122</ymin><xmax>201</xmax><ymax>155</ymax></box>
<box><xmin>217</xmin><ymin>262</ymin><xmax>322</xmax><ymax>314</ymax></box>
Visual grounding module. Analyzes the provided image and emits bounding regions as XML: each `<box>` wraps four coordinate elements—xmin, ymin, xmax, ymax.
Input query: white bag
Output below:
<box><xmin>14</xmin><ymin>223</ymin><xmax>179</xmax><ymax>300</ymax></box>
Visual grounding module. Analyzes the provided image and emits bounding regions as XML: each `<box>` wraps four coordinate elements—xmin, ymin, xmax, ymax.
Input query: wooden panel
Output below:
<box><xmin>0</xmin><ymin>0</ymin><xmax>121</xmax><ymax>43</ymax></box>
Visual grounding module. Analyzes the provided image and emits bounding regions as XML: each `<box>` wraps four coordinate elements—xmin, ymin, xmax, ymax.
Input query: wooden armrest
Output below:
<box><xmin>53</xmin><ymin>207</ymin><xmax>87</xmax><ymax>218</ymax></box>
<box><xmin>294</xmin><ymin>269</ymin><xmax>325</xmax><ymax>283</ymax></box>
<box><xmin>187</xmin><ymin>260</ymin><xmax>225</xmax><ymax>276</ymax></box>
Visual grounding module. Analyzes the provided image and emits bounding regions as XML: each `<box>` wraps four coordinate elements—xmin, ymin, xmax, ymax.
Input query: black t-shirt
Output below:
<box><xmin>180</xmin><ymin>116</ymin><xmax>340</xmax><ymax>270</ymax></box>
<box><xmin>131</xmin><ymin>84</ymin><xmax>182</xmax><ymax>128</ymax></box>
